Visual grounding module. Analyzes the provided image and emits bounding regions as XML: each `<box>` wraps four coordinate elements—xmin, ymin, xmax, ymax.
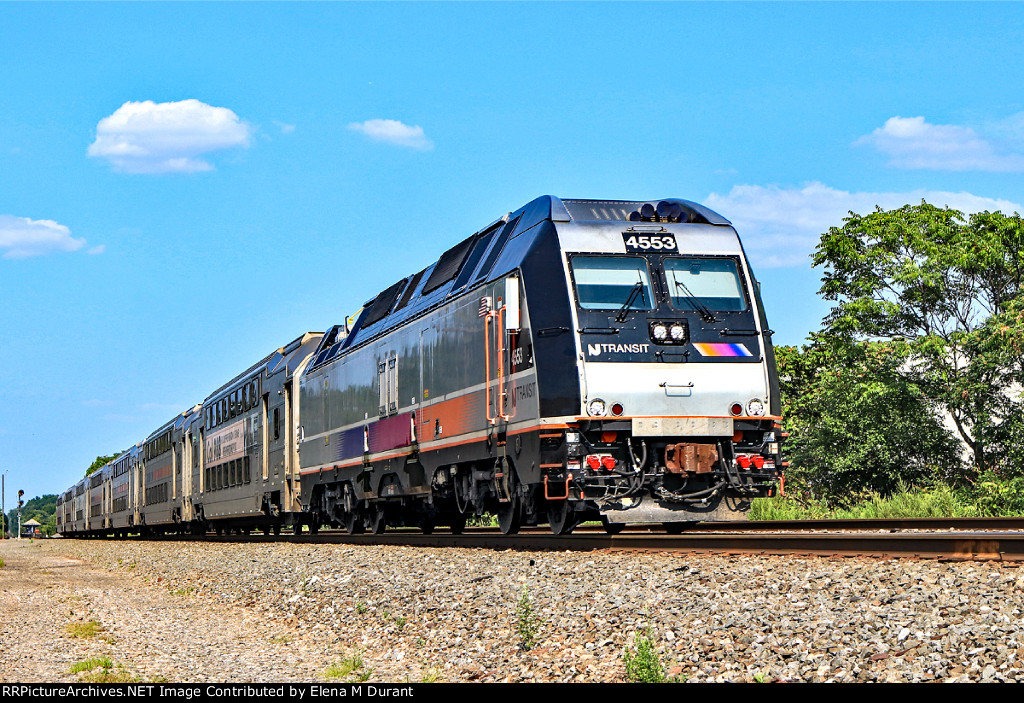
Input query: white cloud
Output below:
<box><xmin>855</xmin><ymin>116</ymin><xmax>1024</xmax><ymax>172</ymax></box>
<box><xmin>348</xmin><ymin>119</ymin><xmax>433</xmax><ymax>150</ymax></box>
<box><xmin>705</xmin><ymin>182</ymin><xmax>1022</xmax><ymax>268</ymax></box>
<box><xmin>0</xmin><ymin>214</ymin><xmax>87</xmax><ymax>259</ymax></box>
<box><xmin>273</xmin><ymin>120</ymin><xmax>296</xmax><ymax>135</ymax></box>
<box><xmin>88</xmin><ymin>99</ymin><xmax>252</xmax><ymax>173</ymax></box>
<box><xmin>87</xmin><ymin>245</ymin><xmax>106</xmax><ymax>255</ymax></box>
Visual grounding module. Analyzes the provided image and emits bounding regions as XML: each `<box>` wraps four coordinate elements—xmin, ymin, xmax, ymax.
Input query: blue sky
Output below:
<box><xmin>2</xmin><ymin>2</ymin><xmax>1023</xmax><ymax>505</ymax></box>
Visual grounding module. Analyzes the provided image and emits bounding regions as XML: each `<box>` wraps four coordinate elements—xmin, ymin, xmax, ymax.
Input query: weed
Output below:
<box><xmin>71</xmin><ymin>657</ymin><xmax>113</xmax><ymax>674</ymax></box>
<box><xmin>753</xmin><ymin>672</ymin><xmax>767</xmax><ymax>683</ymax></box>
<box><xmin>269</xmin><ymin>634</ymin><xmax>292</xmax><ymax>645</ymax></box>
<box><xmin>623</xmin><ymin>629</ymin><xmax>667</xmax><ymax>683</ymax></box>
<box><xmin>70</xmin><ymin>657</ymin><xmax>138</xmax><ymax>683</ymax></box>
<box><xmin>381</xmin><ymin>610</ymin><xmax>391</xmax><ymax>622</ymax></box>
<box><xmin>355</xmin><ymin>602</ymin><xmax>368</xmax><ymax>614</ymax></box>
<box><xmin>515</xmin><ymin>587</ymin><xmax>539</xmax><ymax>651</ymax></box>
<box><xmin>395</xmin><ymin>616</ymin><xmax>407</xmax><ymax>630</ymax></box>
<box><xmin>415</xmin><ymin>638</ymin><xmax>426</xmax><ymax>648</ymax></box>
<box><xmin>66</xmin><ymin>620</ymin><xmax>105</xmax><ymax>639</ymax></box>
<box><xmin>0</xmin><ymin>558</ymin><xmax>5</xmax><ymax>568</ymax></box>
<box><xmin>168</xmin><ymin>586</ymin><xmax>195</xmax><ymax>596</ymax></box>
<box><xmin>324</xmin><ymin>652</ymin><xmax>372</xmax><ymax>682</ymax></box>
<box><xmin>420</xmin><ymin>669</ymin><xmax>442</xmax><ymax>683</ymax></box>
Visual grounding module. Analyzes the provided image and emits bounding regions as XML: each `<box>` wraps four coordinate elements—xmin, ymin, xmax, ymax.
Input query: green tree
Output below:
<box><xmin>814</xmin><ymin>204</ymin><xmax>1024</xmax><ymax>475</ymax></box>
<box><xmin>777</xmin><ymin>337</ymin><xmax>962</xmax><ymax>502</ymax></box>
<box><xmin>6</xmin><ymin>494</ymin><xmax>57</xmax><ymax>537</ymax></box>
<box><xmin>85</xmin><ymin>455</ymin><xmax>117</xmax><ymax>477</ymax></box>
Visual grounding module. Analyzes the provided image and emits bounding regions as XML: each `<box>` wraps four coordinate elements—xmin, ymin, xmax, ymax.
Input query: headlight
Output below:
<box><xmin>587</xmin><ymin>398</ymin><xmax>608</xmax><ymax>417</ymax></box>
<box><xmin>746</xmin><ymin>398</ymin><xmax>766</xmax><ymax>416</ymax></box>
<box><xmin>650</xmin><ymin>320</ymin><xmax>688</xmax><ymax>345</ymax></box>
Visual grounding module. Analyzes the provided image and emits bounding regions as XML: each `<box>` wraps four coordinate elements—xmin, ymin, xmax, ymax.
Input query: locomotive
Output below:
<box><xmin>56</xmin><ymin>195</ymin><xmax>783</xmax><ymax>537</ymax></box>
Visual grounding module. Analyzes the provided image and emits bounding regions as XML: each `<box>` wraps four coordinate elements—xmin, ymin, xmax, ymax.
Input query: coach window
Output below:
<box><xmin>570</xmin><ymin>256</ymin><xmax>655</xmax><ymax>311</ymax></box>
<box><xmin>273</xmin><ymin>408</ymin><xmax>281</xmax><ymax>441</ymax></box>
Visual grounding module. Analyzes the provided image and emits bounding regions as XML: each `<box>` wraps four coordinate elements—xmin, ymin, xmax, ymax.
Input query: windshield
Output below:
<box><xmin>664</xmin><ymin>258</ymin><xmax>748</xmax><ymax>312</ymax></box>
<box><xmin>571</xmin><ymin>256</ymin><xmax>655</xmax><ymax>311</ymax></box>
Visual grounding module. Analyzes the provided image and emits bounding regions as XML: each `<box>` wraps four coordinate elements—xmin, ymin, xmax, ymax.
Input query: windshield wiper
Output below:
<box><xmin>615</xmin><ymin>281</ymin><xmax>644</xmax><ymax>323</ymax></box>
<box><xmin>673</xmin><ymin>280</ymin><xmax>716</xmax><ymax>323</ymax></box>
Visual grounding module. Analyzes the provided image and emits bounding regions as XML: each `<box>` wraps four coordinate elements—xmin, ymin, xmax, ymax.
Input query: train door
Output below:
<box><xmin>283</xmin><ymin>378</ymin><xmax>297</xmax><ymax>511</ymax></box>
<box><xmin>484</xmin><ymin>275</ymin><xmax>521</xmax><ymax>435</ymax></box>
<box><xmin>182</xmin><ymin>430</ymin><xmax>193</xmax><ymax>521</ymax></box>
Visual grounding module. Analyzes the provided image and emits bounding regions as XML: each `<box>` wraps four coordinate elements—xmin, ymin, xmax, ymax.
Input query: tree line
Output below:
<box><xmin>778</xmin><ymin>203</ymin><xmax>1024</xmax><ymax>508</ymax></box>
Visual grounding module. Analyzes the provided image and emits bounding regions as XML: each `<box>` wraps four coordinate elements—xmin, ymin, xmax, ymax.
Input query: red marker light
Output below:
<box><xmin>751</xmin><ymin>455</ymin><xmax>765</xmax><ymax>469</ymax></box>
<box><xmin>601</xmin><ymin>456</ymin><xmax>617</xmax><ymax>471</ymax></box>
<box><xmin>736</xmin><ymin>455</ymin><xmax>751</xmax><ymax>469</ymax></box>
<box><xmin>586</xmin><ymin>456</ymin><xmax>602</xmax><ymax>471</ymax></box>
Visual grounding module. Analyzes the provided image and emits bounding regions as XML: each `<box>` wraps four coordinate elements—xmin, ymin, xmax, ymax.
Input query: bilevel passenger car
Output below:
<box><xmin>56</xmin><ymin>195</ymin><xmax>783</xmax><ymax>538</ymax></box>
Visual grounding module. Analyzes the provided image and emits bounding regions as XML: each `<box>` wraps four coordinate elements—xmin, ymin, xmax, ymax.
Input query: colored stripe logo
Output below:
<box><xmin>693</xmin><ymin>343</ymin><xmax>753</xmax><ymax>357</ymax></box>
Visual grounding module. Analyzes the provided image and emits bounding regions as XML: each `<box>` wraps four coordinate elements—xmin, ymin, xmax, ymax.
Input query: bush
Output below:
<box><xmin>623</xmin><ymin>629</ymin><xmax>666</xmax><ymax>683</ymax></box>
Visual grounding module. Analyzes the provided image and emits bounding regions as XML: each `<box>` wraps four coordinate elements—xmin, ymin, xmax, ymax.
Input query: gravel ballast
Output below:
<box><xmin>2</xmin><ymin>537</ymin><xmax>1024</xmax><ymax>682</ymax></box>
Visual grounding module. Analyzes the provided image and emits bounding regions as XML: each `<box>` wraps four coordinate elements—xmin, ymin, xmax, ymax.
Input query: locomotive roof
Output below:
<box><xmin>307</xmin><ymin>195</ymin><xmax>735</xmax><ymax>371</ymax></box>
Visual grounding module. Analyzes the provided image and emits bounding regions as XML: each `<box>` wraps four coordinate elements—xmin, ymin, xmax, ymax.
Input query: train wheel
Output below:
<box><xmin>601</xmin><ymin>518</ymin><xmax>625</xmax><ymax>535</ymax></box>
<box><xmin>663</xmin><ymin>522</ymin><xmax>695</xmax><ymax>534</ymax></box>
<box><xmin>496</xmin><ymin>469</ymin><xmax>521</xmax><ymax>535</ymax></box>
<box><xmin>419</xmin><ymin>520</ymin><xmax>435</xmax><ymax>535</ymax></box>
<box><xmin>343</xmin><ymin>485</ymin><xmax>364</xmax><ymax>535</ymax></box>
<box><xmin>449</xmin><ymin>513</ymin><xmax>466</xmax><ymax>535</ymax></box>
<box><xmin>369</xmin><ymin>504</ymin><xmax>387</xmax><ymax>534</ymax></box>
<box><xmin>343</xmin><ymin>509</ymin><xmax>363</xmax><ymax>535</ymax></box>
<box><xmin>547</xmin><ymin>500</ymin><xmax>576</xmax><ymax>535</ymax></box>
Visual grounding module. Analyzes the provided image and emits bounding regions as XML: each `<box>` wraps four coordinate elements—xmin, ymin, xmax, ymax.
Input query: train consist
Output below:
<box><xmin>57</xmin><ymin>195</ymin><xmax>783</xmax><ymax>537</ymax></box>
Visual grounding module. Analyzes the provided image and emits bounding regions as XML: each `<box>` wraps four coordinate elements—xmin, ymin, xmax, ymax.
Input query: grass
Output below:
<box><xmin>324</xmin><ymin>653</ymin><xmax>372</xmax><ymax>682</ymax></box>
<box><xmin>515</xmin><ymin>587</ymin><xmax>539</xmax><ymax>651</ymax></box>
<box><xmin>623</xmin><ymin>629</ymin><xmax>668</xmax><ymax>683</ymax></box>
<box><xmin>70</xmin><ymin>657</ymin><xmax>138</xmax><ymax>683</ymax></box>
<box><xmin>355</xmin><ymin>601</ymin><xmax>368</xmax><ymax>614</ymax></box>
<box><xmin>466</xmin><ymin>513</ymin><xmax>498</xmax><ymax>527</ymax></box>
<box><xmin>751</xmin><ymin>473</ymin><xmax>1024</xmax><ymax>521</ymax></box>
<box><xmin>395</xmin><ymin>615</ymin><xmax>407</xmax><ymax>630</ymax></box>
<box><xmin>70</xmin><ymin>657</ymin><xmax>113</xmax><ymax>674</ymax></box>
<box><xmin>751</xmin><ymin>482</ymin><xmax>982</xmax><ymax>521</ymax></box>
<box><xmin>0</xmin><ymin>558</ymin><xmax>5</xmax><ymax>568</ymax></box>
<box><xmin>65</xmin><ymin>620</ymin><xmax>105</xmax><ymax>639</ymax></box>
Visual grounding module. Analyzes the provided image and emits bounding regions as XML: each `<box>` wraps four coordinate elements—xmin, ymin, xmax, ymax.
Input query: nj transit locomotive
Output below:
<box><xmin>57</xmin><ymin>196</ymin><xmax>782</xmax><ymax>537</ymax></box>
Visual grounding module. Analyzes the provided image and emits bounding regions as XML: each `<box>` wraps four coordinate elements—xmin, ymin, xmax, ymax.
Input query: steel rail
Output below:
<box><xmin>166</xmin><ymin>528</ymin><xmax>1024</xmax><ymax>561</ymax></box>
<box><xmin>579</xmin><ymin>516</ymin><xmax>1024</xmax><ymax>533</ymax></box>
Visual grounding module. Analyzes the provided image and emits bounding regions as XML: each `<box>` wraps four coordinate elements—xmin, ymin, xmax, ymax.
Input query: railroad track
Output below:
<box><xmin>112</xmin><ymin>516</ymin><xmax>1024</xmax><ymax>561</ymax></box>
